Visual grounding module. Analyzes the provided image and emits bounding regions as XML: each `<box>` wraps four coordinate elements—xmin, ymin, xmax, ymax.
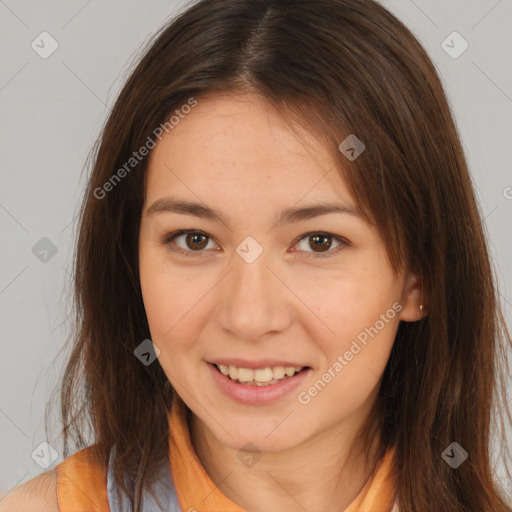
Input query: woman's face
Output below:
<box><xmin>139</xmin><ymin>92</ymin><xmax>421</xmax><ymax>452</ymax></box>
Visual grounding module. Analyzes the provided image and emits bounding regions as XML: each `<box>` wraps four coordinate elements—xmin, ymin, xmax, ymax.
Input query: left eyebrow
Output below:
<box><xmin>145</xmin><ymin>197</ymin><xmax>362</xmax><ymax>229</ymax></box>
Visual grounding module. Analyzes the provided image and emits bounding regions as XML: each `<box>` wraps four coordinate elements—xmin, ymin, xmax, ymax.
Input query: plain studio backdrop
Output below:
<box><xmin>0</xmin><ymin>0</ymin><xmax>511</xmax><ymax>498</ymax></box>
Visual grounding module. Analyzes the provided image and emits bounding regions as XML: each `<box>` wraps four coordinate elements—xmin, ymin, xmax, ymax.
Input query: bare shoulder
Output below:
<box><xmin>0</xmin><ymin>469</ymin><xmax>59</xmax><ymax>511</ymax></box>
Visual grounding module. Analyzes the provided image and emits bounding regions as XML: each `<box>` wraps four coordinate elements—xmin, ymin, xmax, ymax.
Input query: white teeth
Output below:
<box><xmin>272</xmin><ymin>366</ymin><xmax>285</xmax><ymax>379</ymax></box>
<box><xmin>228</xmin><ymin>365</ymin><xmax>238</xmax><ymax>380</ymax></box>
<box><xmin>254</xmin><ymin>368</ymin><xmax>273</xmax><ymax>382</ymax></box>
<box><xmin>215</xmin><ymin>364</ymin><xmax>305</xmax><ymax>385</ymax></box>
<box><xmin>238</xmin><ymin>367</ymin><xmax>254</xmax><ymax>382</ymax></box>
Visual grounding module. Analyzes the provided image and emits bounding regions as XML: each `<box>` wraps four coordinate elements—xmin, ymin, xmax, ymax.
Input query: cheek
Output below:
<box><xmin>139</xmin><ymin>260</ymin><xmax>171</xmax><ymax>335</ymax></box>
<box><xmin>298</xmin><ymin>315</ymin><xmax>397</xmax><ymax>418</ymax></box>
<box><xmin>139</xmin><ymin>242</ymin><xmax>187</xmax><ymax>325</ymax></box>
<box><xmin>304</xmin><ymin>277</ymin><xmax>388</xmax><ymax>335</ymax></box>
<box><xmin>139</xmin><ymin>266</ymin><xmax>198</xmax><ymax>383</ymax></box>
<box><xmin>302</xmin><ymin>273</ymin><xmax>400</xmax><ymax>369</ymax></box>
<box><xmin>139</xmin><ymin>250</ymin><xmax>213</xmax><ymax>369</ymax></box>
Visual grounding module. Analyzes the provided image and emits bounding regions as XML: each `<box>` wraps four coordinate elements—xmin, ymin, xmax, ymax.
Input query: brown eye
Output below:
<box><xmin>308</xmin><ymin>234</ymin><xmax>332</xmax><ymax>252</ymax></box>
<box><xmin>185</xmin><ymin>232</ymin><xmax>209</xmax><ymax>250</ymax></box>
<box><xmin>294</xmin><ymin>232</ymin><xmax>348</xmax><ymax>259</ymax></box>
<box><xmin>162</xmin><ymin>230</ymin><xmax>216</xmax><ymax>256</ymax></box>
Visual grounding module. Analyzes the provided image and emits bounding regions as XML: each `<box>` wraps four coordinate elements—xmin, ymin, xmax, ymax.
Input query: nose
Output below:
<box><xmin>215</xmin><ymin>247</ymin><xmax>294</xmax><ymax>342</ymax></box>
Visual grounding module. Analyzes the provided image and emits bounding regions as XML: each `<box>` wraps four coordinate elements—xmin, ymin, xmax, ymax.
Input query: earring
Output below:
<box><xmin>419</xmin><ymin>304</ymin><xmax>424</xmax><ymax>311</ymax></box>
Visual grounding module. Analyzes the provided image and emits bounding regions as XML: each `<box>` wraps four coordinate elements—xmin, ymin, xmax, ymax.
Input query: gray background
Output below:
<box><xmin>1</xmin><ymin>0</ymin><xmax>511</xmax><ymax>498</ymax></box>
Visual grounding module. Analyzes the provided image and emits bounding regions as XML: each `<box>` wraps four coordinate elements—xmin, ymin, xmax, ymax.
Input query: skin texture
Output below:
<box><xmin>138</xmin><ymin>92</ymin><xmax>423</xmax><ymax>512</ymax></box>
<box><xmin>0</xmin><ymin>470</ymin><xmax>59</xmax><ymax>511</ymax></box>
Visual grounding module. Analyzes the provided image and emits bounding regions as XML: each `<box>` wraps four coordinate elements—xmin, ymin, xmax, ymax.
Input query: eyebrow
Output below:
<box><xmin>146</xmin><ymin>197</ymin><xmax>362</xmax><ymax>228</ymax></box>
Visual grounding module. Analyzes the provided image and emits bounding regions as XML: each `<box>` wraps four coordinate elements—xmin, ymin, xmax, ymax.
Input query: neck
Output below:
<box><xmin>189</xmin><ymin>411</ymin><xmax>382</xmax><ymax>512</ymax></box>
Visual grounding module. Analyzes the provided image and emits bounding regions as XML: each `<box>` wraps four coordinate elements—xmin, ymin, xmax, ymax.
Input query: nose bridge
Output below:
<box><xmin>217</xmin><ymin>239</ymin><xmax>291</xmax><ymax>340</ymax></box>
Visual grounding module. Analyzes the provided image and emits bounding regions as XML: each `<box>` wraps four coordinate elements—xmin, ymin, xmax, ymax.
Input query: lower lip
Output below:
<box><xmin>207</xmin><ymin>362</ymin><xmax>312</xmax><ymax>405</ymax></box>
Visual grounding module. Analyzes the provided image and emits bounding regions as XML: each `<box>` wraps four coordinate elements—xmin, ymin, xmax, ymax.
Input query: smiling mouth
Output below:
<box><xmin>213</xmin><ymin>363</ymin><xmax>310</xmax><ymax>386</ymax></box>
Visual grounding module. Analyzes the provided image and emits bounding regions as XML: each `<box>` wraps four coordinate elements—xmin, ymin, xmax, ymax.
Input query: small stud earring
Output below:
<box><xmin>419</xmin><ymin>304</ymin><xmax>424</xmax><ymax>311</ymax></box>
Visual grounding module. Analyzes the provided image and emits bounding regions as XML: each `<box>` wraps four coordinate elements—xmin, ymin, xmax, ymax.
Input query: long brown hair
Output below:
<box><xmin>47</xmin><ymin>0</ymin><xmax>512</xmax><ymax>510</ymax></box>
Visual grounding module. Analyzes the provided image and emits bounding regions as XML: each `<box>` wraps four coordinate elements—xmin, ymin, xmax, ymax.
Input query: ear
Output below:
<box><xmin>398</xmin><ymin>270</ymin><xmax>426</xmax><ymax>322</ymax></box>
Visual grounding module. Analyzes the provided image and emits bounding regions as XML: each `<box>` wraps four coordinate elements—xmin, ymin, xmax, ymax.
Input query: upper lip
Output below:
<box><xmin>209</xmin><ymin>358</ymin><xmax>310</xmax><ymax>369</ymax></box>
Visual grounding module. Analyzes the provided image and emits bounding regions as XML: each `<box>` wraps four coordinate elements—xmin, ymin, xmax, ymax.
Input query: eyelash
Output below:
<box><xmin>161</xmin><ymin>229</ymin><xmax>350</xmax><ymax>259</ymax></box>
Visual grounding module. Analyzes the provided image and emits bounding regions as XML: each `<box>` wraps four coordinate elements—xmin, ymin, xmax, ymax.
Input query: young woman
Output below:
<box><xmin>3</xmin><ymin>0</ymin><xmax>511</xmax><ymax>511</ymax></box>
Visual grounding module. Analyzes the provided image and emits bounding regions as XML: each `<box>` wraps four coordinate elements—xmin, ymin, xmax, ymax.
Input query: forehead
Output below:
<box><xmin>145</xmin><ymin>93</ymin><xmax>353</xmax><ymax>207</ymax></box>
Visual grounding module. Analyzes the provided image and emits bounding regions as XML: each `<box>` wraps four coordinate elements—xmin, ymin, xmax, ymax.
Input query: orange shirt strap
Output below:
<box><xmin>55</xmin><ymin>446</ymin><xmax>110</xmax><ymax>512</ymax></box>
<box><xmin>168</xmin><ymin>394</ymin><xmax>245</xmax><ymax>512</ymax></box>
<box><xmin>344</xmin><ymin>444</ymin><xmax>398</xmax><ymax>511</ymax></box>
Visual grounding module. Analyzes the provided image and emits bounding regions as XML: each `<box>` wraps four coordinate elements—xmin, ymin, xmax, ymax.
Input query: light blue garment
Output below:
<box><xmin>106</xmin><ymin>444</ymin><xmax>182</xmax><ymax>512</ymax></box>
